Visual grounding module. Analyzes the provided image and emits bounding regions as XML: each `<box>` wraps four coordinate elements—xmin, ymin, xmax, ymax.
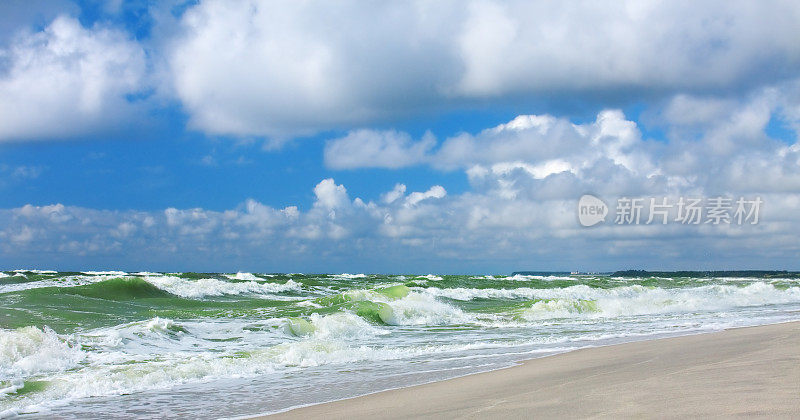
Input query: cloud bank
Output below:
<box><xmin>164</xmin><ymin>0</ymin><xmax>800</xmax><ymax>138</ymax></box>
<box><xmin>2</xmin><ymin>0</ymin><xmax>800</xmax><ymax>140</ymax></box>
<box><xmin>3</xmin><ymin>106</ymin><xmax>799</xmax><ymax>272</ymax></box>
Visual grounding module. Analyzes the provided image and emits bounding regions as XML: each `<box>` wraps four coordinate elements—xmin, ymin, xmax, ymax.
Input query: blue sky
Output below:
<box><xmin>1</xmin><ymin>1</ymin><xmax>800</xmax><ymax>273</ymax></box>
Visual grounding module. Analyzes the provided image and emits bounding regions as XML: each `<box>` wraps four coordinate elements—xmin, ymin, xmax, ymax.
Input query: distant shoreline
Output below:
<box><xmin>512</xmin><ymin>270</ymin><xmax>800</xmax><ymax>278</ymax></box>
<box><xmin>5</xmin><ymin>269</ymin><xmax>800</xmax><ymax>278</ymax></box>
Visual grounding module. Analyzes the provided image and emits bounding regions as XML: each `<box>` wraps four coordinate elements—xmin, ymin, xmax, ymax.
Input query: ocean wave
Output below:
<box><xmin>0</xmin><ymin>274</ymin><xmax>121</xmax><ymax>294</ymax></box>
<box><xmin>526</xmin><ymin>283</ymin><xmax>800</xmax><ymax>320</ymax></box>
<box><xmin>1</xmin><ymin>275</ymin><xmax>305</xmax><ymax>301</ymax></box>
<box><xmin>0</xmin><ymin>326</ymin><xmax>84</xmax><ymax>382</ymax></box>
<box><xmin>225</xmin><ymin>272</ymin><xmax>261</xmax><ymax>281</ymax></box>
<box><xmin>4</xmin><ymin>273</ymin><xmax>800</xmax><ymax>418</ymax></box>
<box><xmin>415</xmin><ymin>274</ymin><xmax>443</xmax><ymax>281</ymax></box>
<box><xmin>314</xmin><ymin>286</ymin><xmax>468</xmax><ymax>326</ymax></box>
<box><xmin>0</xmin><ymin>313</ymin><xmax>471</xmax><ymax>415</ymax></box>
<box><xmin>421</xmin><ymin>283</ymin><xmax>800</xmax><ymax>320</ymax></box>
<box><xmin>382</xmin><ymin>292</ymin><xmax>469</xmax><ymax>325</ymax></box>
<box><xmin>143</xmin><ymin>276</ymin><xmax>302</xmax><ymax>299</ymax></box>
<box><xmin>81</xmin><ymin>271</ymin><xmax>128</xmax><ymax>276</ymax></box>
<box><xmin>12</xmin><ymin>270</ymin><xmax>57</xmax><ymax>274</ymax></box>
<box><xmin>332</xmin><ymin>273</ymin><xmax>368</xmax><ymax>279</ymax></box>
<box><xmin>505</xmin><ymin>274</ymin><xmax>576</xmax><ymax>281</ymax></box>
<box><xmin>131</xmin><ymin>271</ymin><xmax>162</xmax><ymax>276</ymax></box>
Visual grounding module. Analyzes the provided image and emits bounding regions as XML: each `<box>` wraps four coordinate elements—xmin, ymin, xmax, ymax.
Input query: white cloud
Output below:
<box><xmin>0</xmin><ymin>16</ymin><xmax>147</xmax><ymax>141</ymax></box>
<box><xmin>382</xmin><ymin>183</ymin><xmax>407</xmax><ymax>204</ymax></box>
<box><xmin>166</xmin><ymin>0</ymin><xmax>460</xmax><ymax>139</ymax></box>
<box><xmin>6</xmin><ymin>79</ymin><xmax>800</xmax><ymax>270</ymax></box>
<box><xmin>452</xmin><ymin>1</ymin><xmax>800</xmax><ymax>97</ymax></box>
<box><xmin>324</xmin><ymin>130</ymin><xmax>435</xmax><ymax>169</ymax></box>
<box><xmin>327</xmin><ymin>109</ymin><xmax>661</xmax><ymax>200</ymax></box>
<box><xmin>1</xmin><ymin>1</ymin><xmax>799</xmax><ymax>142</ymax></box>
<box><xmin>3</xmin><ymin>79</ymin><xmax>800</xmax><ymax>271</ymax></box>
<box><xmin>0</xmin><ymin>165</ymin><xmax>44</xmax><ymax>188</ymax></box>
<box><xmin>325</xmin><ymin>91</ymin><xmax>800</xmax><ymax>200</ymax></box>
<box><xmin>313</xmin><ymin>178</ymin><xmax>350</xmax><ymax>210</ymax></box>
<box><xmin>3</xmin><ymin>183</ymin><xmax>798</xmax><ymax>271</ymax></box>
<box><xmin>405</xmin><ymin>185</ymin><xmax>447</xmax><ymax>207</ymax></box>
<box><xmin>489</xmin><ymin>161</ymin><xmax>572</xmax><ymax>180</ymax></box>
<box><xmin>1</xmin><ymin>2</ymin><xmax>800</xmax><ymax>271</ymax></box>
<box><xmin>0</xmin><ymin>0</ymin><xmax>78</xmax><ymax>44</ymax></box>
<box><xmin>6</xmin><ymin>101</ymin><xmax>799</xmax><ymax>269</ymax></box>
<box><xmin>162</xmin><ymin>0</ymin><xmax>800</xmax><ymax>139</ymax></box>
<box><xmin>10</xmin><ymin>225</ymin><xmax>34</xmax><ymax>244</ymax></box>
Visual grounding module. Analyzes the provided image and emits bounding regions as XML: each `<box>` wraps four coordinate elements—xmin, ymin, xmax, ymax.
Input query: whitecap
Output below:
<box><xmin>143</xmin><ymin>275</ymin><xmax>302</xmax><ymax>299</ymax></box>
<box><xmin>225</xmin><ymin>272</ymin><xmax>261</xmax><ymax>281</ymax></box>
<box><xmin>81</xmin><ymin>271</ymin><xmax>128</xmax><ymax>276</ymax></box>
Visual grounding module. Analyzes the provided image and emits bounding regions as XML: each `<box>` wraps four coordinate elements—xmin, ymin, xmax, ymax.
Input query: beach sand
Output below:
<box><xmin>265</xmin><ymin>321</ymin><xmax>800</xmax><ymax>419</ymax></box>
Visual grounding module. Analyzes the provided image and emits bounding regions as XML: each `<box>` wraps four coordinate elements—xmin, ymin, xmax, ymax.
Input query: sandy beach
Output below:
<box><xmin>266</xmin><ymin>322</ymin><xmax>800</xmax><ymax>419</ymax></box>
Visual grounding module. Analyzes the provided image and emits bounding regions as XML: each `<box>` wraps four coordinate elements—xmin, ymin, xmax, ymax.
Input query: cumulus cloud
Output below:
<box><xmin>4</xmin><ymin>100</ymin><xmax>800</xmax><ymax>270</ymax></box>
<box><xmin>325</xmin><ymin>85</ymin><xmax>800</xmax><ymax>199</ymax></box>
<box><xmin>0</xmin><ymin>0</ymin><xmax>78</xmax><ymax>44</ymax></box>
<box><xmin>381</xmin><ymin>184</ymin><xmax>407</xmax><ymax>204</ymax></box>
<box><xmin>313</xmin><ymin>178</ymin><xmax>350</xmax><ymax>210</ymax></box>
<box><xmin>2</xmin><ymin>1</ymin><xmax>800</xmax><ymax>142</ymax></box>
<box><xmin>165</xmin><ymin>0</ymin><xmax>459</xmax><ymax>139</ymax></box>
<box><xmin>0</xmin><ymin>180</ymin><xmax>456</xmax><ymax>270</ymax></box>
<box><xmin>405</xmin><ymin>185</ymin><xmax>447</xmax><ymax>207</ymax></box>
<box><xmin>0</xmin><ymin>16</ymin><xmax>147</xmax><ymax>141</ymax></box>
<box><xmin>3</xmin><ymin>89</ymin><xmax>800</xmax><ymax>270</ymax></box>
<box><xmin>453</xmin><ymin>0</ymin><xmax>800</xmax><ymax>97</ymax></box>
<box><xmin>2</xmin><ymin>179</ymin><xmax>798</xmax><ymax>272</ymax></box>
<box><xmin>325</xmin><ymin>109</ymin><xmax>664</xmax><ymax>201</ymax></box>
<box><xmin>324</xmin><ymin>130</ymin><xmax>435</xmax><ymax>169</ymax></box>
<box><xmin>163</xmin><ymin>0</ymin><xmax>800</xmax><ymax>138</ymax></box>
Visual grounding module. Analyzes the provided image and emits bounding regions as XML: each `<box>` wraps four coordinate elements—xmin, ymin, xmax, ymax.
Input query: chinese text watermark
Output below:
<box><xmin>578</xmin><ymin>195</ymin><xmax>762</xmax><ymax>227</ymax></box>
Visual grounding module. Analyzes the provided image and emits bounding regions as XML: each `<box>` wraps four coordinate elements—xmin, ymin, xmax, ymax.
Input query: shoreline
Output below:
<box><xmin>257</xmin><ymin>321</ymin><xmax>800</xmax><ymax>419</ymax></box>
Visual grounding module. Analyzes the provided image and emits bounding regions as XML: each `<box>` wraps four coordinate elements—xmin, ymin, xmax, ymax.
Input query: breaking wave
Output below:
<box><xmin>2</xmin><ymin>272</ymin><xmax>800</xmax><ymax>417</ymax></box>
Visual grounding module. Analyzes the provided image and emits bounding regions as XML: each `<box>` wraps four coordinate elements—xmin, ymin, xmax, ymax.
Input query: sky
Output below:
<box><xmin>1</xmin><ymin>0</ymin><xmax>799</xmax><ymax>273</ymax></box>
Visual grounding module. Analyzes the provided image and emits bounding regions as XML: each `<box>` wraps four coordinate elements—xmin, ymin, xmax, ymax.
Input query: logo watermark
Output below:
<box><xmin>578</xmin><ymin>194</ymin><xmax>608</xmax><ymax>227</ymax></box>
<box><xmin>577</xmin><ymin>195</ymin><xmax>762</xmax><ymax>226</ymax></box>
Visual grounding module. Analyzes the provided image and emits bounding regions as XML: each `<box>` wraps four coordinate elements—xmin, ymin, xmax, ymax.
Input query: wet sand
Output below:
<box><xmin>264</xmin><ymin>321</ymin><xmax>800</xmax><ymax>419</ymax></box>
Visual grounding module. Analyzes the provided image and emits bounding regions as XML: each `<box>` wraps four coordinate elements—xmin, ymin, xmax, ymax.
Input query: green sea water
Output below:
<box><xmin>2</xmin><ymin>270</ymin><xmax>799</xmax><ymax>418</ymax></box>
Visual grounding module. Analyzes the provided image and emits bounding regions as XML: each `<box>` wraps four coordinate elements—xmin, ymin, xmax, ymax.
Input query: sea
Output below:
<box><xmin>1</xmin><ymin>270</ymin><xmax>799</xmax><ymax>418</ymax></box>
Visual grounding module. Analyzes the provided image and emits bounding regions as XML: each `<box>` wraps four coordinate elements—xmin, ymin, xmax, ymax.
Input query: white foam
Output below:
<box><xmin>307</xmin><ymin>312</ymin><xmax>387</xmax><ymax>340</ymax></box>
<box><xmin>506</xmin><ymin>274</ymin><xmax>575</xmax><ymax>281</ymax></box>
<box><xmin>81</xmin><ymin>271</ymin><xmax>127</xmax><ymax>276</ymax></box>
<box><xmin>419</xmin><ymin>283</ymin><xmax>800</xmax><ymax>322</ymax></box>
<box><xmin>384</xmin><ymin>292</ymin><xmax>468</xmax><ymax>325</ymax></box>
<box><xmin>523</xmin><ymin>283</ymin><xmax>800</xmax><ymax>320</ymax></box>
<box><xmin>0</xmin><ymin>326</ymin><xmax>85</xmax><ymax>382</ymax></box>
<box><xmin>143</xmin><ymin>275</ymin><xmax>302</xmax><ymax>299</ymax></box>
<box><xmin>415</xmin><ymin>274</ymin><xmax>443</xmax><ymax>281</ymax></box>
<box><xmin>12</xmin><ymin>270</ymin><xmax>57</xmax><ymax>274</ymax></box>
<box><xmin>333</xmin><ymin>273</ymin><xmax>368</xmax><ymax>279</ymax></box>
<box><xmin>0</xmin><ymin>274</ymin><xmax>119</xmax><ymax>293</ymax></box>
<box><xmin>225</xmin><ymin>272</ymin><xmax>261</xmax><ymax>281</ymax></box>
<box><xmin>4</xmin><ymin>276</ymin><xmax>800</xmax><ymax>418</ymax></box>
<box><xmin>0</xmin><ymin>381</ymin><xmax>24</xmax><ymax>397</ymax></box>
<box><xmin>336</xmin><ymin>288</ymin><xmax>469</xmax><ymax>326</ymax></box>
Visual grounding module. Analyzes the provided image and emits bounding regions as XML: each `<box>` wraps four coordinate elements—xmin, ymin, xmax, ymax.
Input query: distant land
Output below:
<box><xmin>512</xmin><ymin>270</ymin><xmax>800</xmax><ymax>278</ymax></box>
<box><xmin>612</xmin><ymin>270</ymin><xmax>800</xmax><ymax>278</ymax></box>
